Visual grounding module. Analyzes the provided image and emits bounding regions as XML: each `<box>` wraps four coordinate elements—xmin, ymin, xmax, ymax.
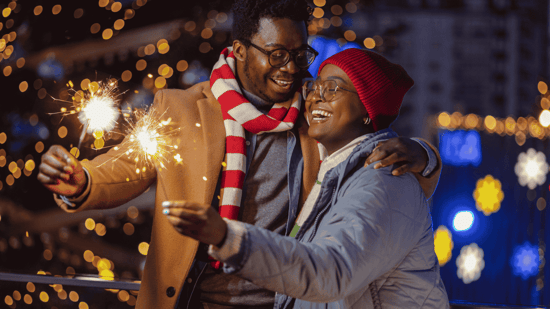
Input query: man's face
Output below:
<box><xmin>240</xmin><ymin>17</ymin><xmax>309</xmax><ymax>104</ymax></box>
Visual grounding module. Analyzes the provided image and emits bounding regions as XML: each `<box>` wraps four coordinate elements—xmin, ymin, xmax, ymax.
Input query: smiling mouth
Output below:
<box><xmin>271</xmin><ymin>78</ymin><xmax>294</xmax><ymax>91</ymax></box>
<box><xmin>311</xmin><ymin>109</ymin><xmax>333</xmax><ymax>122</ymax></box>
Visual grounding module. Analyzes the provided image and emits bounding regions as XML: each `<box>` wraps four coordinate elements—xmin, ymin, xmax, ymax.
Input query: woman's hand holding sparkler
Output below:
<box><xmin>37</xmin><ymin>145</ymin><xmax>87</xmax><ymax>197</ymax></box>
<box><xmin>162</xmin><ymin>201</ymin><xmax>228</xmax><ymax>247</ymax></box>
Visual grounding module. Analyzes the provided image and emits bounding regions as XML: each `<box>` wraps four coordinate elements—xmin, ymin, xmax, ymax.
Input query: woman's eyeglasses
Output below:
<box><xmin>302</xmin><ymin>79</ymin><xmax>358</xmax><ymax>102</ymax></box>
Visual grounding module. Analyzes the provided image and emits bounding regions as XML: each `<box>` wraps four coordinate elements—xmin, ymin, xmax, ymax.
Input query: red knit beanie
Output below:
<box><xmin>318</xmin><ymin>48</ymin><xmax>414</xmax><ymax>132</ymax></box>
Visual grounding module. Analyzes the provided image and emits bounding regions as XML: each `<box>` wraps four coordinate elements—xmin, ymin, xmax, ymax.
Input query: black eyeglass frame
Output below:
<box><xmin>302</xmin><ymin>78</ymin><xmax>358</xmax><ymax>102</ymax></box>
<box><xmin>246</xmin><ymin>42</ymin><xmax>319</xmax><ymax>69</ymax></box>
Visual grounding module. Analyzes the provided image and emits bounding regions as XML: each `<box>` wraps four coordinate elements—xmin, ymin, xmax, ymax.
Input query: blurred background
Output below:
<box><xmin>0</xmin><ymin>0</ymin><xmax>549</xmax><ymax>308</ymax></box>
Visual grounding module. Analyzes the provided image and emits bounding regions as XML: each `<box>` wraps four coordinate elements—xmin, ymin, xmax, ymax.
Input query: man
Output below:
<box><xmin>38</xmin><ymin>1</ymin><xmax>441</xmax><ymax>308</ymax></box>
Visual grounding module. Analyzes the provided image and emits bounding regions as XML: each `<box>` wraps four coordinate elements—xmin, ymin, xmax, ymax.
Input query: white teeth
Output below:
<box><xmin>311</xmin><ymin>110</ymin><xmax>333</xmax><ymax>118</ymax></box>
<box><xmin>274</xmin><ymin>80</ymin><xmax>292</xmax><ymax>86</ymax></box>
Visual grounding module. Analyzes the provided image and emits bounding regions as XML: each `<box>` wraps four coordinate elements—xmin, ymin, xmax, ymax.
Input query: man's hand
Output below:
<box><xmin>162</xmin><ymin>201</ymin><xmax>228</xmax><ymax>247</ymax></box>
<box><xmin>365</xmin><ymin>137</ymin><xmax>428</xmax><ymax>176</ymax></box>
<box><xmin>37</xmin><ymin>145</ymin><xmax>86</xmax><ymax>197</ymax></box>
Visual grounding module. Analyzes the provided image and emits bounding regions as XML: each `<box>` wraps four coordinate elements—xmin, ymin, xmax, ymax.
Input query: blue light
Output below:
<box><xmin>511</xmin><ymin>242</ymin><xmax>539</xmax><ymax>280</ymax></box>
<box><xmin>452</xmin><ymin>210</ymin><xmax>475</xmax><ymax>231</ymax></box>
<box><xmin>308</xmin><ymin>36</ymin><xmax>363</xmax><ymax>78</ymax></box>
<box><xmin>439</xmin><ymin>130</ymin><xmax>482</xmax><ymax>167</ymax></box>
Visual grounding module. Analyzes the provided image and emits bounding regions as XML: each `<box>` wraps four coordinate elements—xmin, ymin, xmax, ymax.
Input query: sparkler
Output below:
<box><xmin>51</xmin><ymin>79</ymin><xmax>123</xmax><ymax>149</ymax></box>
<box><xmin>106</xmin><ymin>106</ymin><xmax>180</xmax><ymax>172</ymax></box>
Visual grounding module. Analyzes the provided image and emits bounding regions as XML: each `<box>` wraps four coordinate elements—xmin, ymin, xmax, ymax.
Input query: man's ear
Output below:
<box><xmin>233</xmin><ymin>40</ymin><xmax>247</xmax><ymax>62</ymax></box>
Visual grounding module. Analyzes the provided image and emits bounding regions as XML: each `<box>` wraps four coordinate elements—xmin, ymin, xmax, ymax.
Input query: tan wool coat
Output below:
<box><xmin>56</xmin><ymin>81</ymin><xmax>441</xmax><ymax>309</ymax></box>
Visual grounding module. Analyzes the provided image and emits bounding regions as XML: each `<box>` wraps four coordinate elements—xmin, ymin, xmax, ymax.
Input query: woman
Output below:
<box><xmin>164</xmin><ymin>48</ymin><xmax>449</xmax><ymax>308</ymax></box>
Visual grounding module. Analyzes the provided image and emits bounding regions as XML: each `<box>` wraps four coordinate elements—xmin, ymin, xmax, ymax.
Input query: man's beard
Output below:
<box><xmin>243</xmin><ymin>59</ymin><xmax>299</xmax><ymax>104</ymax></box>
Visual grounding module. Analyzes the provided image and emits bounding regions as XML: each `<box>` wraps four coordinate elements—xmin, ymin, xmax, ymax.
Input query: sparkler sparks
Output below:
<box><xmin>108</xmin><ymin>107</ymin><xmax>180</xmax><ymax>172</ymax></box>
<box><xmin>51</xmin><ymin>79</ymin><xmax>124</xmax><ymax>148</ymax></box>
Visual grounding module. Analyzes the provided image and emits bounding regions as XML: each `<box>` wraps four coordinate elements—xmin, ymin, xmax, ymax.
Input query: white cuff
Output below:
<box><xmin>208</xmin><ymin>218</ymin><xmax>246</xmax><ymax>262</ymax></box>
<box><xmin>411</xmin><ymin>138</ymin><xmax>437</xmax><ymax>177</ymax></box>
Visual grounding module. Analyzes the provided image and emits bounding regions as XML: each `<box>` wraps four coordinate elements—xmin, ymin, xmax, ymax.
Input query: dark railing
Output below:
<box><xmin>0</xmin><ymin>272</ymin><xmax>548</xmax><ymax>309</ymax></box>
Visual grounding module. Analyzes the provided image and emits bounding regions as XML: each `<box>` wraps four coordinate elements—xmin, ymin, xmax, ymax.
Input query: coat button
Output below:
<box><xmin>166</xmin><ymin>287</ymin><xmax>175</xmax><ymax>297</ymax></box>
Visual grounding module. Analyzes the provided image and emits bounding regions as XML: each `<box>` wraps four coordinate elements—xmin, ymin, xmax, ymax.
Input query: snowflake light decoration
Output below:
<box><xmin>473</xmin><ymin>175</ymin><xmax>504</xmax><ymax>216</ymax></box>
<box><xmin>511</xmin><ymin>242</ymin><xmax>540</xmax><ymax>280</ymax></box>
<box><xmin>434</xmin><ymin>225</ymin><xmax>453</xmax><ymax>266</ymax></box>
<box><xmin>456</xmin><ymin>243</ymin><xmax>485</xmax><ymax>284</ymax></box>
<box><xmin>514</xmin><ymin>148</ymin><xmax>549</xmax><ymax>190</ymax></box>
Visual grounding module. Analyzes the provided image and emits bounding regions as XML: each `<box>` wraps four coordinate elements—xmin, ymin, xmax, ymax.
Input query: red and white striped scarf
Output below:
<box><xmin>210</xmin><ymin>47</ymin><xmax>301</xmax><ymax>220</ymax></box>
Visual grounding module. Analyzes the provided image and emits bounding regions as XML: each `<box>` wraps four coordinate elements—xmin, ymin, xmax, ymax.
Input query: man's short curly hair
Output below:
<box><xmin>231</xmin><ymin>0</ymin><xmax>312</xmax><ymax>45</ymax></box>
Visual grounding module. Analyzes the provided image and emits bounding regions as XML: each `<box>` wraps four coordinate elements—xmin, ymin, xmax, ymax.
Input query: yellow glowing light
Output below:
<box><xmin>24</xmin><ymin>294</ymin><xmax>32</xmax><ymax>304</ymax></box>
<box><xmin>111</xmin><ymin>2</ymin><xmax>122</xmax><ymax>12</ymax></box>
<box><xmin>58</xmin><ymin>290</ymin><xmax>67</xmax><ymax>300</ymax></box>
<box><xmin>69</xmin><ymin>291</ymin><xmax>79</xmax><ymax>302</ymax></box>
<box><xmin>114</xmin><ymin>19</ymin><xmax>125</xmax><ymax>30</ymax></box>
<box><xmin>8</xmin><ymin>161</ymin><xmax>17</xmax><ymax>173</ymax></box>
<box><xmin>118</xmin><ymin>290</ymin><xmax>130</xmax><ymax>302</ymax></box>
<box><xmin>344</xmin><ymin>30</ymin><xmax>356</xmax><ymax>41</ymax></box>
<box><xmin>99</xmin><ymin>0</ymin><xmax>109</xmax><ymax>7</ymax></box>
<box><xmin>364</xmin><ymin>38</ymin><xmax>376</xmax><ymax>49</ymax></box>
<box><xmin>58</xmin><ymin>126</ymin><xmax>68</xmax><ymax>138</ymax></box>
<box><xmin>434</xmin><ymin>226</ymin><xmax>453</xmax><ymax>266</ymax></box>
<box><xmin>538</xmin><ymin>81</ymin><xmax>548</xmax><ymax>94</ymax></box>
<box><xmin>136</xmin><ymin>59</ymin><xmax>147</xmax><ymax>71</ymax></box>
<box><xmin>138</xmin><ymin>242</ymin><xmax>149</xmax><ymax>255</ymax></box>
<box><xmin>3</xmin><ymin>66</ymin><xmax>12</xmax><ymax>76</ymax></box>
<box><xmin>70</xmin><ymin>147</ymin><xmax>80</xmax><ymax>158</ymax></box>
<box><xmin>34</xmin><ymin>6</ymin><xmax>43</xmax><ymax>15</ymax></box>
<box><xmin>484</xmin><ymin>115</ymin><xmax>497</xmax><ymax>130</ymax></box>
<box><xmin>39</xmin><ymin>291</ymin><xmax>49</xmax><ymax>302</ymax></box>
<box><xmin>5</xmin><ymin>295</ymin><xmax>13</xmax><ymax>306</ymax></box>
<box><xmin>102</xmin><ymin>28</ymin><xmax>114</xmax><ymax>40</ymax></box>
<box><xmin>539</xmin><ymin>110</ymin><xmax>550</xmax><ymax>127</ymax></box>
<box><xmin>97</xmin><ymin>258</ymin><xmax>111</xmax><ymax>271</ymax></box>
<box><xmin>26</xmin><ymin>282</ymin><xmax>35</xmax><ymax>293</ymax></box>
<box><xmin>437</xmin><ymin>112</ymin><xmax>451</xmax><ymax>127</ymax></box>
<box><xmin>85</xmin><ymin>218</ymin><xmax>95</xmax><ymax>230</ymax></box>
<box><xmin>52</xmin><ymin>5</ymin><xmax>62</xmax><ymax>15</ymax></box>
<box><xmin>79</xmin><ymin>302</ymin><xmax>89</xmax><ymax>309</ymax></box>
<box><xmin>25</xmin><ymin>160</ymin><xmax>35</xmax><ymax>171</ymax></box>
<box><xmin>542</xmin><ymin>98</ymin><xmax>550</xmax><ymax>110</ymax></box>
<box><xmin>83</xmin><ymin>250</ymin><xmax>94</xmax><ymax>263</ymax></box>
<box><xmin>123</xmin><ymin>222</ymin><xmax>135</xmax><ymax>235</ymax></box>
<box><xmin>35</xmin><ymin>141</ymin><xmax>44</xmax><ymax>153</ymax></box>
<box><xmin>177</xmin><ymin>60</ymin><xmax>188</xmax><ymax>72</ymax></box>
<box><xmin>312</xmin><ymin>7</ymin><xmax>324</xmax><ymax>18</ymax></box>
<box><xmin>95</xmin><ymin>223</ymin><xmax>107</xmax><ymax>236</ymax></box>
<box><xmin>473</xmin><ymin>175</ymin><xmax>504</xmax><ymax>216</ymax></box>
<box><xmin>174</xmin><ymin>153</ymin><xmax>182</xmax><ymax>163</ymax></box>
<box><xmin>2</xmin><ymin>8</ymin><xmax>11</xmax><ymax>18</ymax></box>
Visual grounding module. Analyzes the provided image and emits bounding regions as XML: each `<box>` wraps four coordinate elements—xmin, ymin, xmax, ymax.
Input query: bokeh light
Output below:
<box><xmin>515</xmin><ymin>148</ymin><xmax>549</xmax><ymax>190</ymax></box>
<box><xmin>452</xmin><ymin>210</ymin><xmax>475</xmax><ymax>232</ymax></box>
<box><xmin>434</xmin><ymin>225</ymin><xmax>453</xmax><ymax>266</ymax></box>
<box><xmin>473</xmin><ymin>175</ymin><xmax>504</xmax><ymax>216</ymax></box>
<box><xmin>456</xmin><ymin>243</ymin><xmax>485</xmax><ymax>284</ymax></box>
<box><xmin>511</xmin><ymin>242</ymin><xmax>540</xmax><ymax>280</ymax></box>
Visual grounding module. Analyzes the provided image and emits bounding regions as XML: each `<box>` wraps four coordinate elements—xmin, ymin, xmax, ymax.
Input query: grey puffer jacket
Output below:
<box><xmin>217</xmin><ymin>128</ymin><xmax>450</xmax><ymax>308</ymax></box>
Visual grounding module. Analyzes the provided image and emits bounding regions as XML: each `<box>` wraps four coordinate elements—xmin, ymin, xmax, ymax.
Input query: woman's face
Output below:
<box><xmin>305</xmin><ymin>64</ymin><xmax>370</xmax><ymax>154</ymax></box>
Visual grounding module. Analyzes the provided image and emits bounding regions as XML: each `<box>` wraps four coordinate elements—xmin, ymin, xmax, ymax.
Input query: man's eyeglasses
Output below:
<box><xmin>302</xmin><ymin>79</ymin><xmax>358</xmax><ymax>102</ymax></box>
<box><xmin>247</xmin><ymin>42</ymin><xmax>319</xmax><ymax>69</ymax></box>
